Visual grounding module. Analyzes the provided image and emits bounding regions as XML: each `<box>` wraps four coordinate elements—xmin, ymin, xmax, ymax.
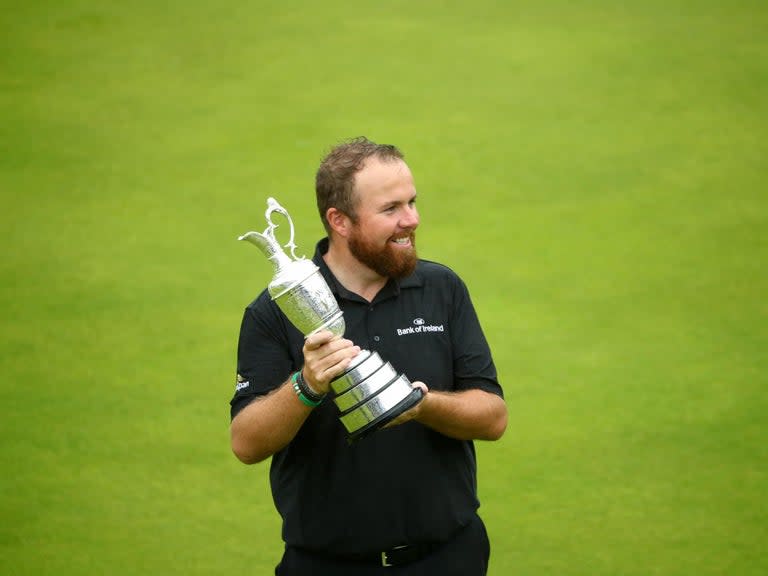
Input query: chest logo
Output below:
<box><xmin>396</xmin><ymin>318</ymin><xmax>445</xmax><ymax>336</ymax></box>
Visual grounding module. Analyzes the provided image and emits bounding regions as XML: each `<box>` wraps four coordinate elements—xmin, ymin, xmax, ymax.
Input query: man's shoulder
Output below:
<box><xmin>415</xmin><ymin>258</ymin><xmax>462</xmax><ymax>282</ymax></box>
<box><xmin>400</xmin><ymin>259</ymin><xmax>466</xmax><ymax>295</ymax></box>
<box><xmin>240</xmin><ymin>289</ymin><xmax>291</xmax><ymax>336</ymax></box>
<box><xmin>244</xmin><ymin>288</ymin><xmax>275</xmax><ymax>313</ymax></box>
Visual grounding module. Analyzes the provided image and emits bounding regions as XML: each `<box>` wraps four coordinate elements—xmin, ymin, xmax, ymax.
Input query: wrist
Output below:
<box><xmin>300</xmin><ymin>369</ymin><xmax>325</xmax><ymax>396</ymax></box>
<box><xmin>292</xmin><ymin>370</ymin><xmax>326</xmax><ymax>407</ymax></box>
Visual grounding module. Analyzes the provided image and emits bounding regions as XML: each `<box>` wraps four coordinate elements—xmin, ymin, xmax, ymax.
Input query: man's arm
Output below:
<box><xmin>396</xmin><ymin>269</ymin><xmax>506</xmax><ymax>441</ymax></box>
<box><xmin>389</xmin><ymin>383</ymin><xmax>508</xmax><ymax>441</ymax></box>
<box><xmin>230</xmin><ymin>330</ymin><xmax>360</xmax><ymax>464</ymax></box>
<box><xmin>230</xmin><ymin>378</ymin><xmax>313</xmax><ymax>464</ymax></box>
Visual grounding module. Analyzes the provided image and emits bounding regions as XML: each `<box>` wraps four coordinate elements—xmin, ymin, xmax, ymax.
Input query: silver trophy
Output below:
<box><xmin>239</xmin><ymin>197</ymin><xmax>423</xmax><ymax>442</ymax></box>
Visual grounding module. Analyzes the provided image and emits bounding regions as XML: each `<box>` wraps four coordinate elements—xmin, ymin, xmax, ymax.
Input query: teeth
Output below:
<box><xmin>393</xmin><ymin>238</ymin><xmax>409</xmax><ymax>244</ymax></box>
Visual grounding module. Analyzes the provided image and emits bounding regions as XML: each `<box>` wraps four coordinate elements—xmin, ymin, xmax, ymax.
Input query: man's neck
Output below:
<box><xmin>323</xmin><ymin>241</ymin><xmax>388</xmax><ymax>303</ymax></box>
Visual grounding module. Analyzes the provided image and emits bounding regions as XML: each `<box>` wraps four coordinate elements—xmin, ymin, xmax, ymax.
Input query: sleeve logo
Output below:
<box><xmin>235</xmin><ymin>374</ymin><xmax>250</xmax><ymax>392</ymax></box>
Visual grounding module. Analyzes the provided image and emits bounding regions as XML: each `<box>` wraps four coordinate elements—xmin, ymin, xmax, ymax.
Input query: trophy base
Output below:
<box><xmin>345</xmin><ymin>387</ymin><xmax>424</xmax><ymax>444</ymax></box>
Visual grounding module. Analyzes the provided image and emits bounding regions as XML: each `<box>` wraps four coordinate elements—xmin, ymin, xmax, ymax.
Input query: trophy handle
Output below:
<box><xmin>265</xmin><ymin>197</ymin><xmax>302</xmax><ymax>261</ymax></box>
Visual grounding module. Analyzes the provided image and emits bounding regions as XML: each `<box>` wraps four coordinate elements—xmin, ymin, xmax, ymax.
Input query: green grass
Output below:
<box><xmin>1</xmin><ymin>1</ymin><xmax>766</xmax><ymax>574</ymax></box>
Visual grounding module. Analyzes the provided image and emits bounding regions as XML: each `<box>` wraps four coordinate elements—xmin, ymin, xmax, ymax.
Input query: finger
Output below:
<box><xmin>383</xmin><ymin>384</ymin><xmax>427</xmax><ymax>429</ymax></box>
<box><xmin>305</xmin><ymin>332</ymin><xmax>355</xmax><ymax>354</ymax></box>
<box><xmin>383</xmin><ymin>410</ymin><xmax>411</xmax><ymax>429</ymax></box>
<box><xmin>305</xmin><ymin>330</ymin><xmax>336</xmax><ymax>350</ymax></box>
<box><xmin>411</xmin><ymin>381</ymin><xmax>429</xmax><ymax>394</ymax></box>
<box><xmin>313</xmin><ymin>345</ymin><xmax>360</xmax><ymax>378</ymax></box>
<box><xmin>303</xmin><ymin>345</ymin><xmax>361</xmax><ymax>391</ymax></box>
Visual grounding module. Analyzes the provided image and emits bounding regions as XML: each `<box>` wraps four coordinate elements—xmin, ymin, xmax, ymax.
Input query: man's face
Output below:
<box><xmin>347</xmin><ymin>157</ymin><xmax>420</xmax><ymax>279</ymax></box>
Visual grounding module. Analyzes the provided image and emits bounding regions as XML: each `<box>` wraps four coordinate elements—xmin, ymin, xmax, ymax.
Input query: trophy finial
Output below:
<box><xmin>238</xmin><ymin>197</ymin><xmax>304</xmax><ymax>267</ymax></box>
<box><xmin>264</xmin><ymin>197</ymin><xmax>302</xmax><ymax>261</ymax></box>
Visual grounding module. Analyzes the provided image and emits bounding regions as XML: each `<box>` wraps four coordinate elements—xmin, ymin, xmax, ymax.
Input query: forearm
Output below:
<box><xmin>230</xmin><ymin>379</ymin><xmax>313</xmax><ymax>464</ymax></box>
<box><xmin>231</xmin><ymin>332</ymin><xmax>360</xmax><ymax>464</ymax></box>
<box><xmin>415</xmin><ymin>388</ymin><xmax>507</xmax><ymax>441</ymax></box>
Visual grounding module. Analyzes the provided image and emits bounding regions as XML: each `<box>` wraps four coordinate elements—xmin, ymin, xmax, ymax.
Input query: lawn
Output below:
<box><xmin>1</xmin><ymin>1</ymin><xmax>766</xmax><ymax>574</ymax></box>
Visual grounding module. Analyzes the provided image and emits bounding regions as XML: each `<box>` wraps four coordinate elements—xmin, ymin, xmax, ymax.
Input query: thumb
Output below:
<box><xmin>412</xmin><ymin>381</ymin><xmax>428</xmax><ymax>395</ymax></box>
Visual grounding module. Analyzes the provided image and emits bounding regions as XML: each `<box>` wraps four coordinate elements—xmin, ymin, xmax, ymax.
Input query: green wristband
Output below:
<box><xmin>291</xmin><ymin>371</ymin><xmax>325</xmax><ymax>407</ymax></box>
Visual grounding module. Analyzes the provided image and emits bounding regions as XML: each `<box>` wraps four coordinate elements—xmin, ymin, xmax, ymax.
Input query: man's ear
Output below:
<box><xmin>326</xmin><ymin>207</ymin><xmax>352</xmax><ymax>238</ymax></box>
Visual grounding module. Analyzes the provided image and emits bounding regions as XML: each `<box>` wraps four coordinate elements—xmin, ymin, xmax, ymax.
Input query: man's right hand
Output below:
<box><xmin>301</xmin><ymin>330</ymin><xmax>360</xmax><ymax>395</ymax></box>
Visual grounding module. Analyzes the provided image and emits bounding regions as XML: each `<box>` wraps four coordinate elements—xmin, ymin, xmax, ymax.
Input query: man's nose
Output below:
<box><xmin>400</xmin><ymin>205</ymin><xmax>419</xmax><ymax>229</ymax></box>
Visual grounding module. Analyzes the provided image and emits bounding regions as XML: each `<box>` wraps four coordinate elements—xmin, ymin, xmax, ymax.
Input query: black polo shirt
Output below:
<box><xmin>231</xmin><ymin>238</ymin><xmax>502</xmax><ymax>556</ymax></box>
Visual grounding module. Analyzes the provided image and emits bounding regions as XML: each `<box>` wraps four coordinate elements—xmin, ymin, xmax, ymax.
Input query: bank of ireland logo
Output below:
<box><xmin>396</xmin><ymin>317</ymin><xmax>444</xmax><ymax>336</ymax></box>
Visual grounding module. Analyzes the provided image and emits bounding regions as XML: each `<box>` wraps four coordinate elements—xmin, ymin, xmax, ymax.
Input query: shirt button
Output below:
<box><xmin>374</xmin><ymin>336</ymin><xmax>380</xmax><ymax>342</ymax></box>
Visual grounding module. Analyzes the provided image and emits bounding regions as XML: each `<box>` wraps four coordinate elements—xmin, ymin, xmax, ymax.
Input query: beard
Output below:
<box><xmin>348</xmin><ymin>228</ymin><xmax>418</xmax><ymax>279</ymax></box>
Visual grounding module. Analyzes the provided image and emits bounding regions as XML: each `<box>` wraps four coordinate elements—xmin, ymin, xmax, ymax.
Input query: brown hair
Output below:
<box><xmin>315</xmin><ymin>136</ymin><xmax>404</xmax><ymax>234</ymax></box>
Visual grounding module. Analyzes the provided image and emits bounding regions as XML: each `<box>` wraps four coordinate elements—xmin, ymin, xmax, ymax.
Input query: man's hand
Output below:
<box><xmin>383</xmin><ymin>381</ymin><xmax>429</xmax><ymax>428</ymax></box>
<box><xmin>302</xmin><ymin>330</ymin><xmax>360</xmax><ymax>395</ymax></box>
<box><xmin>384</xmin><ymin>384</ymin><xmax>507</xmax><ymax>441</ymax></box>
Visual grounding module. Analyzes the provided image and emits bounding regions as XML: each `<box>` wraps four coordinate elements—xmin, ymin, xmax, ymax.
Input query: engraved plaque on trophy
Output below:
<box><xmin>239</xmin><ymin>197</ymin><xmax>423</xmax><ymax>442</ymax></box>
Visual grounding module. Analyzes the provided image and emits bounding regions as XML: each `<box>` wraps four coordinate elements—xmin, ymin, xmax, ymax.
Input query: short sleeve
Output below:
<box><xmin>449</xmin><ymin>276</ymin><xmax>503</xmax><ymax>398</ymax></box>
<box><xmin>230</xmin><ymin>292</ymin><xmax>300</xmax><ymax>419</ymax></box>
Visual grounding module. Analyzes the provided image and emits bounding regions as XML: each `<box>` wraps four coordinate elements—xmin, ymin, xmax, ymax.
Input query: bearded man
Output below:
<box><xmin>230</xmin><ymin>137</ymin><xmax>507</xmax><ymax>575</ymax></box>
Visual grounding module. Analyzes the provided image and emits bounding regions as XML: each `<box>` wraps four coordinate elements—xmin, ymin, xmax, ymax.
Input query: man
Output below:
<box><xmin>230</xmin><ymin>137</ymin><xmax>507</xmax><ymax>575</ymax></box>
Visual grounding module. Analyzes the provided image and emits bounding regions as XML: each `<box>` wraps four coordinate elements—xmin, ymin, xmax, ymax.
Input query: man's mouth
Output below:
<box><xmin>391</xmin><ymin>235</ymin><xmax>412</xmax><ymax>247</ymax></box>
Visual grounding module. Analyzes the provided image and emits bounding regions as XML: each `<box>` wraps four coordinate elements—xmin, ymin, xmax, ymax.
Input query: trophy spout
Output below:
<box><xmin>238</xmin><ymin>231</ymin><xmax>292</xmax><ymax>269</ymax></box>
<box><xmin>238</xmin><ymin>229</ymin><xmax>277</xmax><ymax>255</ymax></box>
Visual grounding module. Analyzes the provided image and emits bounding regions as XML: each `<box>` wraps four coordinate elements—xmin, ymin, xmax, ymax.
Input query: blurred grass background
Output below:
<box><xmin>1</xmin><ymin>1</ymin><xmax>766</xmax><ymax>574</ymax></box>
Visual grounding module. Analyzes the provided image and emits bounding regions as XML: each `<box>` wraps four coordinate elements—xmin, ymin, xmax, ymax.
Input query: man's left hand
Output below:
<box><xmin>383</xmin><ymin>381</ymin><xmax>428</xmax><ymax>428</ymax></box>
